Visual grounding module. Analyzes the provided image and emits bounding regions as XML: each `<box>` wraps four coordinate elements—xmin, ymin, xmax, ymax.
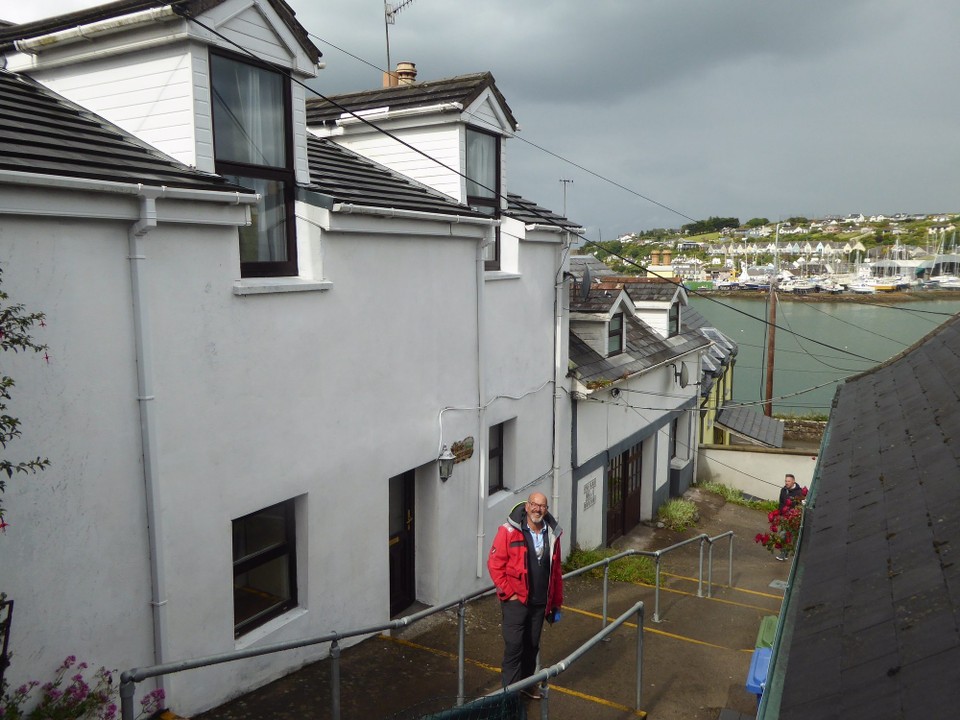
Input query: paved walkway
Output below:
<box><xmin>194</xmin><ymin>488</ymin><xmax>790</xmax><ymax>720</ymax></box>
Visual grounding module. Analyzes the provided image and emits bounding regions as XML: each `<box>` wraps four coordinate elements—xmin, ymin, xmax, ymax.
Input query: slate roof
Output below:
<box><xmin>0</xmin><ymin>70</ymin><xmax>249</xmax><ymax>193</ymax></box>
<box><xmin>569</xmin><ymin>314</ymin><xmax>710</xmax><ymax>388</ymax></box>
<box><xmin>505</xmin><ymin>193</ymin><xmax>582</xmax><ymax>232</ymax></box>
<box><xmin>569</xmin><ymin>254</ymin><xmax>613</xmax><ymax>279</ymax></box>
<box><xmin>305</xmin><ymin>72</ymin><xmax>517</xmax><ymax>131</ymax></box>
<box><xmin>765</xmin><ymin>312</ymin><xmax>960</xmax><ymax>719</ymax></box>
<box><xmin>595</xmin><ymin>277</ymin><xmax>683</xmax><ymax>304</ymax></box>
<box><xmin>714</xmin><ymin>405</ymin><xmax>784</xmax><ymax>448</ymax></box>
<box><xmin>0</xmin><ymin>0</ymin><xmax>321</xmax><ymax>63</ymax></box>
<box><xmin>305</xmin><ymin>136</ymin><xmax>486</xmax><ymax>217</ymax></box>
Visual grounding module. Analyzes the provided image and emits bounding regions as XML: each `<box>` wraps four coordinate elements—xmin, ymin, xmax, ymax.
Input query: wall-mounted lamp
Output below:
<box><xmin>438</xmin><ymin>445</ymin><xmax>456</xmax><ymax>482</ymax></box>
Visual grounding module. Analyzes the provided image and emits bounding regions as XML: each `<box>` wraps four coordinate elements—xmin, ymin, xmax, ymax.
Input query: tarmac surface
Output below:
<box><xmin>194</xmin><ymin>488</ymin><xmax>790</xmax><ymax>720</ymax></box>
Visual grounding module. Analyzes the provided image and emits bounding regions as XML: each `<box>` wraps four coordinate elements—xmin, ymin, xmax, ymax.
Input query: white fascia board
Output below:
<box><xmin>196</xmin><ymin>0</ymin><xmax>318</xmax><ymax>77</ymax></box>
<box><xmin>463</xmin><ymin>89</ymin><xmax>514</xmax><ymax>136</ymax></box>
<box><xmin>322</xmin><ymin>206</ymin><xmax>492</xmax><ymax>239</ymax></box>
<box><xmin>0</xmin><ymin>172</ymin><xmax>255</xmax><ymax>226</ymax></box>
<box><xmin>335</xmin><ymin>103</ymin><xmax>464</xmax><ymax>127</ymax></box>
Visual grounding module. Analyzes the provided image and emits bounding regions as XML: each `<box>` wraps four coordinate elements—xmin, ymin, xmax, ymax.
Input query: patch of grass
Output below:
<box><xmin>776</xmin><ymin>412</ymin><xmax>829</xmax><ymax>422</ymax></box>
<box><xmin>563</xmin><ymin>546</ymin><xmax>655</xmax><ymax>584</ymax></box>
<box><xmin>657</xmin><ymin>498</ymin><xmax>699</xmax><ymax>531</ymax></box>
<box><xmin>699</xmin><ymin>481</ymin><xmax>777</xmax><ymax>513</ymax></box>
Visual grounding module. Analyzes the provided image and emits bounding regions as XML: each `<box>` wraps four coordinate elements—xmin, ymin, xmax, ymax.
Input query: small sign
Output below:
<box><xmin>584</xmin><ymin>478</ymin><xmax>596</xmax><ymax>510</ymax></box>
<box><xmin>452</xmin><ymin>437</ymin><xmax>474</xmax><ymax>464</ymax></box>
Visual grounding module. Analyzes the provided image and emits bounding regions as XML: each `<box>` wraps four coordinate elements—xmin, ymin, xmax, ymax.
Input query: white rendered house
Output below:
<box><xmin>0</xmin><ymin>0</ymin><xmax>578</xmax><ymax>714</ymax></box>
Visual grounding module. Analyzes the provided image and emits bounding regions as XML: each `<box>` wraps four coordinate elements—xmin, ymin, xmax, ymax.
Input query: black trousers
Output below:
<box><xmin>500</xmin><ymin>599</ymin><xmax>546</xmax><ymax>688</ymax></box>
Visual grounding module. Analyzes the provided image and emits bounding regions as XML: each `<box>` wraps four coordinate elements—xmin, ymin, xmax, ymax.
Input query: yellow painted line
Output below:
<box><xmin>380</xmin><ymin>635</ymin><xmax>647</xmax><ymax>716</ymax></box>
<box><xmin>659</xmin><ymin>571</ymin><xmax>785</xmax><ymax>600</ymax></box>
<box><xmin>621</xmin><ymin>580</ymin><xmax>778</xmax><ymax>613</ymax></box>
<box><xmin>560</xmin><ymin>605</ymin><xmax>749</xmax><ymax>652</ymax></box>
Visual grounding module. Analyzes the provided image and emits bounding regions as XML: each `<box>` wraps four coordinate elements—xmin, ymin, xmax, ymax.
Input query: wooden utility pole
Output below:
<box><xmin>763</xmin><ymin>223</ymin><xmax>780</xmax><ymax>417</ymax></box>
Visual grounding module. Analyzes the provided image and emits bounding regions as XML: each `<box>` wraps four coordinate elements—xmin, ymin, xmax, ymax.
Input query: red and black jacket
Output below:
<box><xmin>487</xmin><ymin>502</ymin><xmax>564</xmax><ymax>614</ymax></box>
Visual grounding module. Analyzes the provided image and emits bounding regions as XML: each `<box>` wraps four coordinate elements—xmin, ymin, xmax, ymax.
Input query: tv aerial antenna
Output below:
<box><xmin>384</xmin><ymin>0</ymin><xmax>417</xmax><ymax>78</ymax></box>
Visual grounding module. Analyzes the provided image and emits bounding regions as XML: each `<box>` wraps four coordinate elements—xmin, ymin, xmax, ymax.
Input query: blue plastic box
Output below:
<box><xmin>746</xmin><ymin>647</ymin><xmax>771</xmax><ymax>699</ymax></box>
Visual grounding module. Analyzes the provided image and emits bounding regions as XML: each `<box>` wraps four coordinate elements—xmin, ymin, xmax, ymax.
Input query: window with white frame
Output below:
<box><xmin>233</xmin><ymin>499</ymin><xmax>297</xmax><ymax>637</ymax></box>
<box><xmin>608</xmin><ymin>312</ymin><xmax>624</xmax><ymax>356</ymax></box>
<box><xmin>668</xmin><ymin>301</ymin><xmax>680</xmax><ymax>337</ymax></box>
<box><xmin>465</xmin><ymin>126</ymin><xmax>501</xmax><ymax>270</ymax></box>
<box><xmin>211</xmin><ymin>50</ymin><xmax>297</xmax><ymax>278</ymax></box>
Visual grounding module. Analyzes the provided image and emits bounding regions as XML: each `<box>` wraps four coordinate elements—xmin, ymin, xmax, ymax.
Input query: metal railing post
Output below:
<box><xmin>635</xmin><ymin>603</ymin><xmax>645</xmax><ymax>710</ymax></box>
<box><xmin>707</xmin><ymin>538</ymin><xmax>714</xmax><ymax>597</ymax></box>
<box><xmin>729</xmin><ymin>533</ymin><xmax>734</xmax><ymax>588</ymax></box>
<box><xmin>540</xmin><ymin>682</ymin><xmax>549</xmax><ymax>720</ymax></box>
<box><xmin>330</xmin><ymin>639</ymin><xmax>341</xmax><ymax>720</ymax></box>
<box><xmin>653</xmin><ymin>555</ymin><xmax>662</xmax><ymax>622</ymax></box>
<box><xmin>457</xmin><ymin>599</ymin><xmax>466</xmax><ymax>706</ymax></box>
<box><xmin>697</xmin><ymin>537</ymin><xmax>705</xmax><ymax>597</ymax></box>
<box><xmin>601</xmin><ymin>562</ymin><xmax>610</xmax><ymax>629</ymax></box>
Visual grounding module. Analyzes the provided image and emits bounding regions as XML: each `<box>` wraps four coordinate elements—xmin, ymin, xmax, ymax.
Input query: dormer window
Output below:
<box><xmin>668</xmin><ymin>301</ymin><xmax>680</xmax><ymax>337</ymax></box>
<box><xmin>465</xmin><ymin>126</ymin><xmax>501</xmax><ymax>270</ymax></box>
<box><xmin>608</xmin><ymin>312</ymin><xmax>625</xmax><ymax>356</ymax></box>
<box><xmin>211</xmin><ymin>50</ymin><xmax>296</xmax><ymax>278</ymax></box>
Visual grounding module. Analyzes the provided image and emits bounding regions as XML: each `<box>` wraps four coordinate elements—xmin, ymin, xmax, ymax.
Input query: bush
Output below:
<box><xmin>657</xmin><ymin>498</ymin><xmax>698</xmax><ymax>531</ymax></box>
<box><xmin>563</xmin><ymin>546</ymin><xmax>655</xmax><ymax>584</ymax></box>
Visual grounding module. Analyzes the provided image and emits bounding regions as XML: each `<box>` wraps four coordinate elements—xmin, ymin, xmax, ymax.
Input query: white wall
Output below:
<box><xmin>697</xmin><ymin>446</ymin><xmax>819</xmax><ymax>501</ymax></box>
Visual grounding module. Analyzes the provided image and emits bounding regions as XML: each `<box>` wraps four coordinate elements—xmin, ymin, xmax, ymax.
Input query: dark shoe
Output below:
<box><xmin>522</xmin><ymin>687</ymin><xmax>542</xmax><ymax>700</ymax></box>
<box><xmin>776</xmin><ymin>554</ymin><xmax>786</xmax><ymax>561</ymax></box>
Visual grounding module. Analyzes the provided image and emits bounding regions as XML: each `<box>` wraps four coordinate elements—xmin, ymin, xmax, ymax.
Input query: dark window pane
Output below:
<box><xmin>225</xmin><ymin>175</ymin><xmax>289</xmax><ymax>264</ymax></box>
<box><xmin>211</xmin><ymin>54</ymin><xmax>286</xmax><ymax>167</ymax></box>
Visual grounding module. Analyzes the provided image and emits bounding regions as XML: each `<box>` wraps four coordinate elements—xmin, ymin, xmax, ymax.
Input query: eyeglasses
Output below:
<box><xmin>527</xmin><ymin>502</ymin><xmax>548</xmax><ymax>510</ymax></box>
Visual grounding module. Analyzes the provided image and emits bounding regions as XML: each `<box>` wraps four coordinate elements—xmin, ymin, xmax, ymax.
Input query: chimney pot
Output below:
<box><xmin>396</xmin><ymin>61</ymin><xmax>417</xmax><ymax>85</ymax></box>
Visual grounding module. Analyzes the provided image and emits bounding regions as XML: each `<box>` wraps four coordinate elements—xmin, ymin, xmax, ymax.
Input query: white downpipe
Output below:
<box><xmin>127</xmin><ymin>189</ymin><xmax>169</xmax><ymax>696</ymax></box>
<box><xmin>552</xmin><ymin>234</ymin><xmax>571</xmax><ymax>514</ymax></box>
<box><xmin>475</xmin><ymin>226</ymin><xmax>494</xmax><ymax>578</ymax></box>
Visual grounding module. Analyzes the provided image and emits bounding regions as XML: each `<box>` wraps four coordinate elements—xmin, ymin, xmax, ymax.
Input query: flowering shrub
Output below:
<box><xmin>0</xmin><ymin>657</ymin><xmax>164</xmax><ymax>720</ymax></box>
<box><xmin>755</xmin><ymin>488</ymin><xmax>808</xmax><ymax>556</ymax></box>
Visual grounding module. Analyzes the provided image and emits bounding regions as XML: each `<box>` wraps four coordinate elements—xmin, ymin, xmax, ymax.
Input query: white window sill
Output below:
<box><xmin>485</xmin><ymin>271</ymin><xmax>521</xmax><ymax>282</ymax></box>
<box><xmin>235</xmin><ymin>608</ymin><xmax>308</xmax><ymax>650</ymax></box>
<box><xmin>233</xmin><ymin>277</ymin><xmax>333</xmax><ymax>296</ymax></box>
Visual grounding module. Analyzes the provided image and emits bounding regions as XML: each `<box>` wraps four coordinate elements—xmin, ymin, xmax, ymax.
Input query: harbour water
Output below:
<box><xmin>688</xmin><ymin>295</ymin><xmax>960</xmax><ymax>415</ymax></box>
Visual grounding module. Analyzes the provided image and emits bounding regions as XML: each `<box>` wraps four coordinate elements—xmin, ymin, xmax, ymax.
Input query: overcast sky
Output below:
<box><xmin>7</xmin><ymin>1</ymin><xmax>960</xmax><ymax>239</ymax></box>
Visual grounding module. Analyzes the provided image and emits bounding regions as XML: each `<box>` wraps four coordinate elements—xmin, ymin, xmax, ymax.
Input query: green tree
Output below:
<box><xmin>746</xmin><ymin>217</ymin><xmax>769</xmax><ymax>228</ymax></box>
<box><xmin>0</xmin><ymin>266</ymin><xmax>50</xmax><ymax>530</ymax></box>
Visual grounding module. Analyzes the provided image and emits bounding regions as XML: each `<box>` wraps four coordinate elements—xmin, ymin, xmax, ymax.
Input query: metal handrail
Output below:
<box><xmin>465</xmin><ymin>600</ymin><xmax>646</xmax><ymax>719</ymax></box>
<box><xmin>119</xmin><ymin>532</ymin><xmax>732</xmax><ymax>718</ymax></box>
<box><xmin>565</xmin><ymin>530</ymin><xmax>735</xmax><ymax>623</ymax></box>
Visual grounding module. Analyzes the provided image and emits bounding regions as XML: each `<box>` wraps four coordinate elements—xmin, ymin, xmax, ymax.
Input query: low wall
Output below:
<box><xmin>697</xmin><ymin>445</ymin><xmax>819</xmax><ymax>502</ymax></box>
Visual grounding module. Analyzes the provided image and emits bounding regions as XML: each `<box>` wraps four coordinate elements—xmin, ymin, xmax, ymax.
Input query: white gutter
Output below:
<box><xmin>332</xmin><ymin>202</ymin><xmax>499</xmax><ymax>227</ymax></box>
<box><xmin>0</xmin><ymin>170</ymin><xmax>259</xmax><ymax>206</ymax></box>
<box><xmin>8</xmin><ymin>32</ymin><xmax>191</xmax><ymax>72</ymax></box>
<box><xmin>475</xmin><ymin>225</ymin><xmax>495</xmax><ymax>578</ymax></box>
<box><xmin>14</xmin><ymin>6</ymin><xmax>177</xmax><ymax>53</ymax></box>
<box><xmin>126</xmin><ymin>187</ymin><xmax>168</xmax><ymax>698</ymax></box>
<box><xmin>334</xmin><ymin>102</ymin><xmax>464</xmax><ymax>126</ymax></box>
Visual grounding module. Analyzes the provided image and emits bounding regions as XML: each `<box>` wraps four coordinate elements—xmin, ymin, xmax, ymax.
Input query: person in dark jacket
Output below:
<box><xmin>778</xmin><ymin>473</ymin><xmax>804</xmax><ymax>511</ymax></box>
<box><xmin>487</xmin><ymin>492</ymin><xmax>563</xmax><ymax>698</ymax></box>
<box><xmin>776</xmin><ymin>474</ymin><xmax>805</xmax><ymax>560</ymax></box>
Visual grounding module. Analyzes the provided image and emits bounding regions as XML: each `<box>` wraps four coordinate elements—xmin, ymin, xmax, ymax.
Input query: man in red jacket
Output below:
<box><xmin>487</xmin><ymin>491</ymin><xmax>564</xmax><ymax>698</ymax></box>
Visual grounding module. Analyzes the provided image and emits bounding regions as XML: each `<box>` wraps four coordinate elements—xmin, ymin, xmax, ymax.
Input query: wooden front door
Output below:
<box><xmin>605</xmin><ymin>443</ymin><xmax>643</xmax><ymax>545</ymax></box>
<box><xmin>388</xmin><ymin>470</ymin><xmax>416</xmax><ymax>616</ymax></box>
